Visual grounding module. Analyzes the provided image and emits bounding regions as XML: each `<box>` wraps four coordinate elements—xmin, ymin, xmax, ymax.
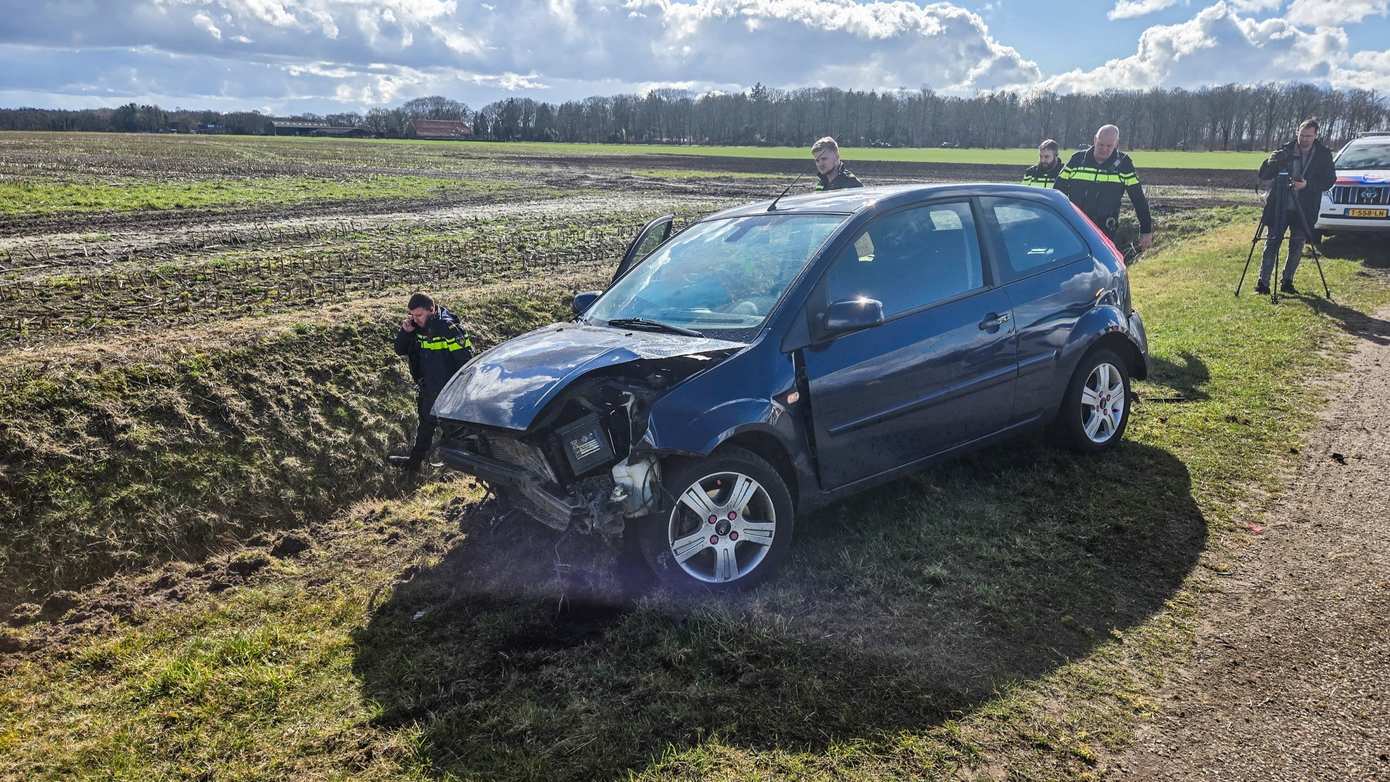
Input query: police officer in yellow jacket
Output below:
<box><xmin>390</xmin><ymin>292</ymin><xmax>473</xmax><ymax>471</ymax></box>
<box><xmin>1021</xmin><ymin>139</ymin><xmax>1063</xmax><ymax>187</ymax></box>
<box><xmin>1056</xmin><ymin>125</ymin><xmax>1154</xmax><ymax>251</ymax></box>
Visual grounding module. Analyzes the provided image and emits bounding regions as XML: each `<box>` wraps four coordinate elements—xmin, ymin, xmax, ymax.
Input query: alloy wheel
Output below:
<box><xmin>667</xmin><ymin>471</ymin><xmax>777</xmax><ymax>584</ymax></box>
<box><xmin>1080</xmin><ymin>361</ymin><xmax>1126</xmax><ymax>444</ymax></box>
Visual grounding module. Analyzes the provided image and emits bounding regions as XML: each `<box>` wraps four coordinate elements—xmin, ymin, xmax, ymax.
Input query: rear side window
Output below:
<box><xmin>824</xmin><ymin>201</ymin><xmax>984</xmax><ymax>317</ymax></box>
<box><xmin>982</xmin><ymin>198</ymin><xmax>1088</xmax><ymax>281</ymax></box>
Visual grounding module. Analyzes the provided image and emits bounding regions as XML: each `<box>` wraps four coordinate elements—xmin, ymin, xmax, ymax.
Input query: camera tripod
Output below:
<box><xmin>1235</xmin><ymin>172</ymin><xmax>1333</xmax><ymax>303</ymax></box>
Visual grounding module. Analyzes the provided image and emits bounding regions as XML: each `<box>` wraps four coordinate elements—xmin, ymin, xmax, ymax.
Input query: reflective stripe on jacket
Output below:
<box><xmin>1055</xmin><ymin>147</ymin><xmax>1153</xmax><ymax>235</ymax></box>
<box><xmin>393</xmin><ymin>305</ymin><xmax>474</xmax><ymax>389</ymax></box>
<box><xmin>1021</xmin><ymin>160</ymin><xmax>1063</xmax><ymax>188</ymax></box>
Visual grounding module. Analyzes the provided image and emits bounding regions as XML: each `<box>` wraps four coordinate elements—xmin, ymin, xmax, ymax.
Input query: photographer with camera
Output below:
<box><xmin>1255</xmin><ymin>118</ymin><xmax>1336</xmax><ymax>295</ymax></box>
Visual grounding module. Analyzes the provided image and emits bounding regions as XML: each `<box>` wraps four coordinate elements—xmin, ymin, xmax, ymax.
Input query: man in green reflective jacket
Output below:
<box><xmin>1056</xmin><ymin>124</ymin><xmax>1155</xmax><ymax>252</ymax></box>
<box><xmin>1021</xmin><ymin>139</ymin><xmax>1063</xmax><ymax>188</ymax></box>
<box><xmin>390</xmin><ymin>291</ymin><xmax>474</xmax><ymax>471</ymax></box>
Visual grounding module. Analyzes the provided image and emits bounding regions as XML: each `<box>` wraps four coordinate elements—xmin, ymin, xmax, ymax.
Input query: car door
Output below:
<box><xmin>611</xmin><ymin>214</ymin><xmax>674</xmax><ymax>285</ymax></box>
<box><xmin>977</xmin><ymin>196</ymin><xmax>1102</xmax><ymax>424</ymax></box>
<box><xmin>799</xmin><ymin>201</ymin><xmax>1018</xmax><ymax>491</ymax></box>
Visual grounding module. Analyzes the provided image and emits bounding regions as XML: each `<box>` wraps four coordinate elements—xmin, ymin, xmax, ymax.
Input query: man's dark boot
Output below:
<box><xmin>1280</xmin><ymin>280</ymin><xmax>1299</xmax><ymax>295</ymax></box>
<box><xmin>1254</xmin><ymin>280</ymin><xmax>1270</xmax><ymax>295</ymax></box>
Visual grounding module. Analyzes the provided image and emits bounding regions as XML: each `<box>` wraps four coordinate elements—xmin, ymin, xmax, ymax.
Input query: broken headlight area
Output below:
<box><xmin>439</xmin><ymin>355</ymin><xmax>723</xmax><ymax>537</ymax></box>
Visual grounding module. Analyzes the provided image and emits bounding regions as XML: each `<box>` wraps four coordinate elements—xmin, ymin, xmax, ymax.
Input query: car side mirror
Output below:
<box><xmin>571</xmin><ymin>291</ymin><xmax>601</xmax><ymax>315</ymax></box>
<box><xmin>821</xmin><ymin>297</ymin><xmax>884</xmax><ymax>336</ymax></box>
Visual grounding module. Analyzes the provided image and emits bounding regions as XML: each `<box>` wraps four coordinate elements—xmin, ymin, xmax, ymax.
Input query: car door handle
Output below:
<box><xmin>979</xmin><ymin>312</ymin><xmax>1011</xmax><ymax>331</ymax></box>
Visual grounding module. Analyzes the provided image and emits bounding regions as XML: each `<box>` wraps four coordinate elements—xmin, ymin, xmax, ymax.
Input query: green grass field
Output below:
<box><xmin>317</xmin><ymin>136</ymin><xmax>1270</xmax><ymax>170</ymax></box>
<box><xmin>3</xmin><ymin>211</ymin><xmax>1387</xmax><ymax>780</ymax></box>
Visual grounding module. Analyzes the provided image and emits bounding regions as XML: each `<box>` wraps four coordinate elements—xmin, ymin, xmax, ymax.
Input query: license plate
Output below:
<box><xmin>1347</xmin><ymin>208</ymin><xmax>1388</xmax><ymax>218</ymax></box>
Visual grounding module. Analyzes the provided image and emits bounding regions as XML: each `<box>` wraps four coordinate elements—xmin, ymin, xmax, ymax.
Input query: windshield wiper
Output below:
<box><xmin>606</xmin><ymin>318</ymin><xmax>704</xmax><ymax>338</ymax></box>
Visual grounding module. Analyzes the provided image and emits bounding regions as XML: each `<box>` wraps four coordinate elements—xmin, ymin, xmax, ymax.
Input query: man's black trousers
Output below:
<box><xmin>412</xmin><ymin>385</ymin><xmax>443</xmax><ymax>457</ymax></box>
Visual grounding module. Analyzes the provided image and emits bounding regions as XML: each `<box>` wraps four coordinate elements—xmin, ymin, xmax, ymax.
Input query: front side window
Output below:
<box><xmin>982</xmin><ymin>197</ymin><xmax>1088</xmax><ymax>281</ymax></box>
<box><xmin>824</xmin><ymin>201</ymin><xmax>984</xmax><ymax>317</ymax></box>
<box><xmin>586</xmin><ymin>214</ymin><xmax>845</xmax><ymax>337</ymax></box>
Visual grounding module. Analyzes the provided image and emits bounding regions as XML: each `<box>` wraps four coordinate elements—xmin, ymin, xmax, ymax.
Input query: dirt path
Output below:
<box><xmin>1109</xmin><ymin>307</ymin><xmax>1390</xmax><ymax>781</ymax></box>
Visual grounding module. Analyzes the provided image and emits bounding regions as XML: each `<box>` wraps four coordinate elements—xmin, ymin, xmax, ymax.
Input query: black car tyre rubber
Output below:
<box><xmin>1057</xmin><ymin>348</ymin><xmax>1132</xmax><ymax>453</ymax></box>
<box><xmin>636</xmin><ymin>446</ymin><xmax>795</xmax><ymax>593</ymax></box>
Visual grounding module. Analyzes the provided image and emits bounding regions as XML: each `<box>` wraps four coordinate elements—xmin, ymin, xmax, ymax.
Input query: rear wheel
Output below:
<box><xmin>1056</xmin><ymin>348</ymin><xmax>1131</xmax><ymax>452</ymax></box>
<box><xmin>636</xmin><ymin>446</ymin><xmax>794</xmax><ymax>593</ymax></box>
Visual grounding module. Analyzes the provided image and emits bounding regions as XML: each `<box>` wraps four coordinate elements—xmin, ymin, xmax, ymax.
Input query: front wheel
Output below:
<box><xmin>1056</xmin><ymin>348</ymin><xmax>1132</xmax><ymax>452</ymax></box>
<box><xmin>636</xmin><ymin>446</ymin><xmax>795</xmax><ymax>593</ymax></box>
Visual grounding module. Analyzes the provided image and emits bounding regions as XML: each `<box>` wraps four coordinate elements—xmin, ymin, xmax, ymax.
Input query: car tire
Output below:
<box><xmin>1056</xmin><ymin>348</ymin><xmax>1132</xmax><ymax>453</ymax></box>
<box><xmin>635</xmin><ymin>446</ymin><xmax>795</xmax><ymax>593</ymax></box>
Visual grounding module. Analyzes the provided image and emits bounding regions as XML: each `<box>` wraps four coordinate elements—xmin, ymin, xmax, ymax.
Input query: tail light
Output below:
<box><xmin>1070</xmin><ymin>202</ymin><xmax>1125</xmax><ymax>269</ymax></box>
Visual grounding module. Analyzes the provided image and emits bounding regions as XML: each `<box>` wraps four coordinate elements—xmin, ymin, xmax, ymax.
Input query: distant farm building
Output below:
<box><xmin>408</xmin><ymin>119</ymin><xmax>473</xmax><ymax>140</ymax></box>
<box><xmin>270</xmin><ymin>119</ymin><xmax>371</xmax><ymax>138</ymax></box>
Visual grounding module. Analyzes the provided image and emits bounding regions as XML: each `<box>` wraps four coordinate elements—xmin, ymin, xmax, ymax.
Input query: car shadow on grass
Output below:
<box><xmin>352</xmin><ymin>439</ymin><xmax>1205</xmax><ymax>781</ymax></box>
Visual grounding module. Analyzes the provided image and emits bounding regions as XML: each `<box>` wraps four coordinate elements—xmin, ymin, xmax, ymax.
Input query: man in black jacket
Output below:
<box><xmin>1255</xmin><ymin>118</ymin><xmax>1337</xmax><ymax>295</ymax></box>
<box><xmin>390</xmin><ymin>292</ymin><xmax>473</xmax><ymax>471</ymax></box>
<box><xmin>1056</xmin><ymin>124</ymin><xmax>1154</xmax><ymax>252</ymax></box>
<box><xmin>812</xmin><ymin>136</ymin><xmax>863</xmax><ymax>191</ymax></box>
<box><xmin>1022</xmin><ymin>139</ymin><xmax>1063</xmax><ymax>187</ymax></box>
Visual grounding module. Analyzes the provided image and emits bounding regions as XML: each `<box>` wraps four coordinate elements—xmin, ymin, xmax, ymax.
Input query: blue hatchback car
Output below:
<box><xmin>433</xmin><ymin>184</ymin><xmax>1149</xmax><ymax>591</ymax></box>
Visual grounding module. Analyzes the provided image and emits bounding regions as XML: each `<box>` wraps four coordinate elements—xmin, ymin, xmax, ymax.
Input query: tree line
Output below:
<box><xmin>2</xmin><ymin>84</ymin><xmax>1384</xmax><ymax>151</ymax></box>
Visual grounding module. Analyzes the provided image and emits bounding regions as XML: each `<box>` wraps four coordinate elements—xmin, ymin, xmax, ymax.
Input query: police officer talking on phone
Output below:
<box><xmin>390</xmin><ymin>292</ymin><xmax>473</xmax><ymax>472</ymax></box>
<box><xmin>1256</xmin><ymin>117</ymin><xmax>1336</xmax><ymax>295</ymax></box>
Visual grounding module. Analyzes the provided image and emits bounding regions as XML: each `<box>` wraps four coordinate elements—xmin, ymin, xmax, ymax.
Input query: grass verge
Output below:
<box><xmin>318</xmin><ymin>137</ymin><xmax>1271</xmax><ymax>170</ymax></box>
<box><xmin>0</xmin><ymin>267</ymin><xmax>607</xmax><ymax>607</ymax></box>
<box><xmin>2</xmin><ymin>214</ymin><xmax>1388</xmax><ymax>780</ymax></box>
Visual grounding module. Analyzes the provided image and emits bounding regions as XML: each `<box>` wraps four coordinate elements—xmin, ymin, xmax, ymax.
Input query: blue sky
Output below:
<box><xmin>972</xmin><ymin>0</ymin><xmax>1389</xmax><ymax>74</ymax></box>
<box><xmin>0</xmin><ymin>1</ymin><xmax>1386</xmax><ymax>115</ymax></box>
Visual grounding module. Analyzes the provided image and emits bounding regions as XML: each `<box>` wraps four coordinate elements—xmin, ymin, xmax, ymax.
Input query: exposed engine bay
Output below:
<box><xmin>437</xmin><ymin>353</ymin><xmax>730</xmax><ymax>536</ymax></box>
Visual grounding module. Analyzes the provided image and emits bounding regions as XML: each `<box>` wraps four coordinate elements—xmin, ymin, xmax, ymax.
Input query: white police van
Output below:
<box><xmin>1318</xmin><ymin>132</ymin><xmax>1390</xmax><ymax>239</ymax></box>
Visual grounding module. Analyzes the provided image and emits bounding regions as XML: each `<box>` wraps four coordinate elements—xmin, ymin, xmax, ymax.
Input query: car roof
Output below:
<box><xmin>701</xmin><ymin>183</ymin><xmax>1062</xmax><ymax>220</ymax></box>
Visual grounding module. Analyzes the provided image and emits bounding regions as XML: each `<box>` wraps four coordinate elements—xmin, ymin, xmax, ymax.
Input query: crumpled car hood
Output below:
<box><xmin>432</xmin><ymin>323</ymin><xmax>744</xmax><ymax>431</ymax></box>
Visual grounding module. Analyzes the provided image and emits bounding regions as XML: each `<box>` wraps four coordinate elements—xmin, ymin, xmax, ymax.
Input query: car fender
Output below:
<box><xmin>642</xmin><ymin>397</ymin><xmax>795</xmax><ymax>456</ymax></box>
<box><xmin>1060</xmin><ymin>304</ymin><xmax>1147</xmax><ymax>384</ymax></box>
<box><xmin>639</xmin><ymin>395</ymin><xmax>818</xmax><ymax>510</ymax></box>
<box><xmin>633</xmin><ymin>346</ymin><xmax>817</xmax><ymax>498</ymax></box>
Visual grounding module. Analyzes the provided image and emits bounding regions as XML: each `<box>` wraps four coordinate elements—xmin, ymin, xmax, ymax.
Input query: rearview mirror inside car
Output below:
<box><xmin>571</xmin><ymin>291</ymin><xmax>601</xmax><ymax>315</ymax></box>
<box><xmin>822</xmin><ymin>297</ymin><xmax>884</xmax><ymax>336</ymax></box>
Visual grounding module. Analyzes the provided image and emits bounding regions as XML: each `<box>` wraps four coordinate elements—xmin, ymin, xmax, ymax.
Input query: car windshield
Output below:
<box><xmin>1337</xmin><ymin>141</ymin><xmax>1390</xmax><ymax>169</ymax></box>
<box><xmin>586</xmin><ymin>213</ymin><xmax>845</xmax><ymax>337</ymax></box>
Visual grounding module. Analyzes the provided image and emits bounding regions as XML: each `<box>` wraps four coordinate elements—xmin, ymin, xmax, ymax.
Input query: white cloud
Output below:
<box><xmin>0</xmin><ymin>0</ymin><xmax>1044</xmax><ymax>102</ymax></box>
<box><xmin>1285</xmin><ymin>0</ymin><xmax>1388</xmax><ymax>26</ymax></box>
<box><xmin>1</xmin><ymin>0</ymin><xmax>1387</xmax><ymax>115</ymax></box>
<box><xmin>1338</xmin><ymin>48</ymin><xmax>1390</xmax><ymax>90</ymax></box>
<box><xmin>1044</xmin><ymin>2</ymin><xmax>1350</xmax><ymax>92</ymax></box>
<box><xmin>1109</xmin><ymin>0</ymin><xmax>1183</xmax><ymax>20</ymax></box>
<box><xmin>191</xmin><ymin>12</ymin><xmax>222</xmax><ymax>39</ymax></box>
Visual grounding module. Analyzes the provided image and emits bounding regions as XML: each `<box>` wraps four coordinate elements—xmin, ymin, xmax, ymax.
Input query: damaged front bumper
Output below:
<box><xmin>438</xmin><ymin>433</ymin><xmax>660</xmax><ymax>537</ymax></box>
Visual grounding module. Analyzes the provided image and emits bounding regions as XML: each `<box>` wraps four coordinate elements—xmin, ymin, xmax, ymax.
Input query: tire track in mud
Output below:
<box><xmin>0</xmin><ymin>191</ymin><xmax>733</xmax><ymax>270</ymax></box>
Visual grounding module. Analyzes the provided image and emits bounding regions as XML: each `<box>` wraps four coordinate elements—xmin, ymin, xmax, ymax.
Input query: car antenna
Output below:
<box><xmin>767</xmin><ymin>171</ymin><xmax>807</xmax><ymax>212</ymax></box>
